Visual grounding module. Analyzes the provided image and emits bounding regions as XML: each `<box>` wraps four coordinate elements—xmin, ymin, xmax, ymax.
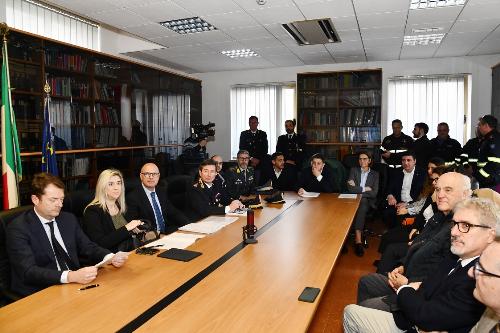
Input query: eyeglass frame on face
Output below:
<box><xmin>472</xmin><ymin>260</ymin><xmax>500</xmax><ymax>279</ymax></box>
<box><xmin>141</xmin><ymin>172</ymin><xmax>160</xmax><ymax>178</ymax></box>
<box><xmin>430</xmin><ymin>176</ymin><xmax>439</xmax><ymax>183</ymax></box>
<box><xmin>451</xmin><ymin>220</ymin><xmax>492</xmax><ymax>233</ymax></box>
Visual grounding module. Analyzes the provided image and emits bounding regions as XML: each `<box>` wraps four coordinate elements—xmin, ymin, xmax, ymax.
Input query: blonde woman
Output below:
<box><xmin>83</xmin><ymin>169</ymin><xmax>143</xmax><ymax>252</ymax></box>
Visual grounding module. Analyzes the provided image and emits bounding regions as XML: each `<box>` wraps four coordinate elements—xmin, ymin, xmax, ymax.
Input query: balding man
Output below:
<box><xmin>126</xmin><ymin>163</ymin><xmax>189</xmax><ymax>234</ymax></box>
<box><xmin>344</xmin><ymin>197</ymin><xmax>496</xmax><ymax>333</ymax></box>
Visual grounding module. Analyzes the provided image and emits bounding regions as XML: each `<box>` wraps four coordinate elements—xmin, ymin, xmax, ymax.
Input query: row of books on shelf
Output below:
<box><xmin>58</xmin><ymin>156</ymin><xmax>90</xmax><ymax>178</ymax></box>
<box><xmin>300</xmin><ymin>77</ymin><xmax>337</xmax><ymax>90</ymax></box>
<box><xmin>96</xmin><ymin>127</ymin><xmax>120</xmax><ymax>147</ymax></box>
<box><xmin>95</xmin><ymin>104</ymin><xmax>119</xmax><ymax>125</ymax></box>
<box><xmin>45</xmin><ymin>50</ymin><xmax>88</xmax><ymax>72</ymax></box>
<box><xmin>301</xmin><ymin>94</ymin><xmax>338</xmax><ymax>108</ymax></box>
<box><xmin>13</xmin><ymin>98</ymin><xmax>42</xmax><ymax>120</ymax></box>
<box><xmin>340</xmin><ymin>90</ymin><xmax>381</xmax><ymax>106</ymax></box>
<box><xmin>303</xmin><ymin>129</ymin><xmax>337</xmax><ymax>142</ymax></box>
<box><xmin>339</xmin><ymin>108</ymin><xmax>380</xmax><ymax>126</ymax></box>
<box><xmin>11</xmin><ymin>63</ymin><xmax>40</xmax><ymax>91</ymax></box>
<box><xmin>95</xmin><ymin>62</ymin><xmax>118</xmax><ymax>78</ymax></box>
<box><xmin>338</xmin><ymin>73</ymin><xmax>381</xmax><ymax>88</ymax></box>
<box><xmin>299</xmin><ymin>112</ymin><xmax>338</xmax><ymax>126</ymax></box>
<box><xmin>94</xmin><ymin>81</ymin><xmax>116</xmax><ymax>101</ymax></box>
<box><xmin>48</xmin><ymin>76</ymin><xmax>89</xmax><ymax>98</ymax></box>
<box><xmin>339</xmin><ymin>126</ymin><xmax>381</xmax><ymax>143</ymax></box>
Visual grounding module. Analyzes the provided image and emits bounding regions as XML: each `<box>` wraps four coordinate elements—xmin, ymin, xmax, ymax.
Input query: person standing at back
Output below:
<box><xmin>412</xmin><ymin>122</ymin><xmax>431</xmax><ymax>169</ymax></box>
<box><xmin>429</xmin><ymin>122</ymin><xmax>462</xmax><ymax>166</ymax></box>
<box><xmin>239</xmin><ymin>116</ymin><xmax>268</xmax><ymax>169</ymax></box>
<box><xmin>475</xmin><ymin>115</ymin><xmax>500</xmax><ymax>189</ymax></box>
<box><xmin>276</xmin><ymin>119</ymin><xmax>306</xmax><ymax>169</ymax></box>
<box><xmin>381</xmin><ymin>119</ymin><xmax>414</xmax><ymax>172</ymax></box>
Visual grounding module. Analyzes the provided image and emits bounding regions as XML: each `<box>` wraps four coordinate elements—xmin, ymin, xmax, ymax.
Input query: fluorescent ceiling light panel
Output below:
<box><xmin>403</xmin><ymin>33</ymin><xmax>445</xmax><ymax>45</ymax></box>
<box><xmin>412</xmin><ymin>27</ymin><xmax>443</xmax><ymax>33</ymax></box>
<box><xmin>221</xmin><ymin>49</ymin><xmax>259</xmax><ymax>58</ymax></box>
<box><xmin>410</xmin><ymin>0</ymin><xmax>466</xmax><ymax>9</ymax></box>
<box><xmin>159</xmin><ymin>17</ymin><xmax>216</xmax><ymax>34</ymax></box>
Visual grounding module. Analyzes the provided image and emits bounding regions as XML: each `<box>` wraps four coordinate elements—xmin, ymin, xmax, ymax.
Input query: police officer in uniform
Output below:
<box><xmin>380</xmin><ymin>119</ymin><xmax>414</xmax><ymax>172</ymax></box>
<box><xmin>186</xmin><ymin>159</ymin><xmax>243</xmax><ymax>222</ymax></box>
<box><xmin>226</xmin><ymin>150</ymin><xmax>256</xmax><ymax>200</ymax></box>
<box><xmin>460</xmin><ymin>127</ymin><xmax>482</xmax><ymax>177</ymax></box>
<box><xmin>476</xmin><ymin>115</ymin><xmax>500</xmax><ymax>188</ymax></box>
<box><xmin>239</xmin><ymin>116</ymin><xmax>268</xmax><ymax>169</ymax></box>
<box><xmin>276</xmin><ymin>119</ymin><xmax>306</xmax><ymax>169</ymax></box>
<box><xmin>429</xmin><ymin>122</ymin><xmax>462</xmax><ymax>166</ymax></box>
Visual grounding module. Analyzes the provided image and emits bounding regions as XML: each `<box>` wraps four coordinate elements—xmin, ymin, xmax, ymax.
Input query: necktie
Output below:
<box><xmin>47</xmin><ymin>221</ymin><xmax>75</xmax><ymax>271</ymax></box>
<box><xmin>288</xmin><ymin>134</ymin><xmax>292</xmax><ymax>139</ymax></box>
<box><xmin>448</xmin><ymin>259</ymin><xmax>462</xmax><ymax>276</ymax></box>
<box><xmin>150</xmin><ymin>192</ymin><xmax>166</xmax><ymax>233</ymax></box>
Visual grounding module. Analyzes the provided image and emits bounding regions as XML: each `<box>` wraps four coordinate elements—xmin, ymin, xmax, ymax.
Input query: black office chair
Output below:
<box><xmin>166</xmin><ymin>175</ymin><xmax>194</xmax><ymax>213</ymax></box>
<box><xmin>0</xmin><ymin>205</ymin><xmax>32</xmax><ymax>304</ymax></box>
<box><xmin>62</xmin><ymin>189</ymin><xmax>94</xmax><ymax>225</ymax></box>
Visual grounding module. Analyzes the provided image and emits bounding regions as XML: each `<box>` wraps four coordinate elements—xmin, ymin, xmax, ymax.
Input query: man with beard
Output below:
<box><xmin>412</xmin><ymin>122</ymin><xmax>431</xmax><ymax>169</ymax></box>
<box><xmin>276</xmin><ymin>119</ymin><xmax>306</xmax><ymax>168</ymax></box>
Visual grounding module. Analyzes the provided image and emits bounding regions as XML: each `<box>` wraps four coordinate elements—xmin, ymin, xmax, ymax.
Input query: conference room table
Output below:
<box><xmin>0</xmin><ymin>192</ymin><xmax>360</xmax><ymax>333</ymax></box>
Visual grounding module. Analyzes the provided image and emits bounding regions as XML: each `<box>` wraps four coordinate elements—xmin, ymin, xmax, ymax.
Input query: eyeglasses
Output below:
<box><xmin>141</xmin><ymin>172</ymin><xmax>160</xmax><ymax>178</ymax></box>
<box><xmin>238</xmin><ymin>157</ymin><xmax>249</xmax><ymax>161</ymax></box>
<box><xmin>473</xmin><ymin>260</ymin><xmax>500</xmax><ymax>279</ymax></box>
<box><xmin>430</xmin><ymin>177</ymin><xmax>439</xmax><ymax>182</ymax></box>
<box><xmin>451</xmin><ymin>220</ymin><xmax>491</xmax><ymax>233</ymax></box>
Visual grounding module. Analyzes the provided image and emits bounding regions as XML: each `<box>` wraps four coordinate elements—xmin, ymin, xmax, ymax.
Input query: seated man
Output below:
<box><xmin>6</xmin><ymin>173</ymin><xmax>128</xmax><ymax>297</ymax></box>
<box><xmin>344</xmin><ymin>197</ymin><xmax>496</xmax><ymax>333</ymax></box>
<box><xmin>226</xmin><ymin>150</ymin><xmax>256</xmax><ymax>200</ymax></box>
<box><xmin>383</xmin><ymin>151</ymin><xmax>426</xmax><ymax>228</ymax></box>
<box><xmin>297</xmin><ymin>153</ymin><xmax>336</xmax><ymax>194</ymax></box>
<box><xmin>259</xmin><ymin>152</ymin><xmax>298</xmax><ymax>191</ymax></box>
<box><xmin>358</xmin><ymin>172</ymin><xmax>472</xmax><ymax>310</ymax></box>
<box><xmin>187</xmin><ymin>159</ymin><xmax>243</xmax><ymax>221</ymax></box>
<box><xmin>126</xmin><ymin>162</ymin><xmax>189</xmax><ymax>234</ymax></box>
<box><xmin>469</xmin><ymin>230</ymin><xmax>500</xmax><ymax>333</ymax></box>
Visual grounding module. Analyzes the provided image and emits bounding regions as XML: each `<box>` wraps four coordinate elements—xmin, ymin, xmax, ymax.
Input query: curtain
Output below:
<box><xmin>387</xmin><ymin>75</ymin><xmax>467</xmax><ymax>145</ymax></box>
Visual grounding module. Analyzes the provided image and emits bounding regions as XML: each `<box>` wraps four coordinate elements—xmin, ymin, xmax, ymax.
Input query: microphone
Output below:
<box><xmin>242</xmin><ymin>209</ymin><xmax>258</xmax><ymax>244</ymax></box>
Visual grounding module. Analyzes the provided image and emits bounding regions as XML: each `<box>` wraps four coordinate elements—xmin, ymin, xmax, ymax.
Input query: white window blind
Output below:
<box><xmin>387</xmin><ymin>75</ymin><xmax>469</xmax><ymax>145</ymax></box>
<box><xmin>230</xmin><ymin>83</ymin><xmax>296</xmax><ymax>159</ymax></box>
<box><xmin>6</xmin><ymin>0</ymin><xmax>99</xmax><ymax>50</ymax></box>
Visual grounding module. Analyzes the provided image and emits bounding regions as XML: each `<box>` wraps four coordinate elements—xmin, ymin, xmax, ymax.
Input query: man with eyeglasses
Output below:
<box><xmin>226</xmin><ymin>150</ymin><xmax>256</xmax><ymax>200</ymax></box>
<box><xmin>126</xmin><ymin>163</ymin><xmax>189</xmax><ymax>234</ymax></box>
<box><xmin>344</xmin><ymin>197</ymin><xmax>496</xmax><ymax>333</ymax></box>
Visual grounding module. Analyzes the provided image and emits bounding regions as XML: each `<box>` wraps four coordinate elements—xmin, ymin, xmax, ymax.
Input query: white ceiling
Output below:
<box><xmin>45</xmin><ymin>0</ymin><xmax>500</xmax><ymax>73</ymax></box>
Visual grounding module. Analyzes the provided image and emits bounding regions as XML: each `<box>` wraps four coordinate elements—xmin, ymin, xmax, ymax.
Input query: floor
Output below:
<box><xmin>308</xmin><ymin>228</ymin><xmax>382</xmax><ymax>333</ymax></box>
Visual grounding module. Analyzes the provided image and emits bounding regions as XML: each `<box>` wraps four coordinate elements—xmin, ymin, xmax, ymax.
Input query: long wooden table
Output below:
<box><xmin>0</xmin><ymin>193</ymin><xmax>359</xmax><ymax>332</ymax></box>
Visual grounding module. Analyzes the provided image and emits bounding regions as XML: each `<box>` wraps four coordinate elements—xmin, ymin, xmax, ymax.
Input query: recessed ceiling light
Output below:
<box><xmin>412</xmin><ymin>27</ymin><xmax>443</xmax><ymax>33</ymax></box>
<box><xmin>159</xmin><ymin>17</ymin><xmax>217</xmax><ymax>34</ymax></box>
<box><xmin>221</xmin><ymin>49</ymin><xmax>259</xmax><ymax>58</ymax></box>
<box><xmin>403</xmin><ymin>33</ymin><xmax>445</xmax><ymax>46</ymax></box>
<box><xmin>410</xmin><ymin>0</ymin><xmax>466</xmax><ymax>10</ymax></box>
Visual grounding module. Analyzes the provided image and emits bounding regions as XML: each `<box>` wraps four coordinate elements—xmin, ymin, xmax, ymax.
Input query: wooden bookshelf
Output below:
<box><xmin>297</xmin><ymin>69</ymin><xmax>382</xmax><ymax>160</ymax></box>
<box><xmin>0</xmin><ymin>28</ymin><xmax>202</xmax><ymax>205</ymax></box>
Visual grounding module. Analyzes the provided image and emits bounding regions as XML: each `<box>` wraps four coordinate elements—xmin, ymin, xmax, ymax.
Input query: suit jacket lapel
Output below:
<box><xmin>140</xmin><ymin>187</ymin><xmax>156</xmax><ymax>222</ymax></box>
<box><xmin>26</xmin><ymin>210</ymin><xmax>58</xmax><ymax>268</ymax></box>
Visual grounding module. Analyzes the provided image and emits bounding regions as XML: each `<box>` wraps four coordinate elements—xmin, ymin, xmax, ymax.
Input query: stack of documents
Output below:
<box><xmin>144</xmin><ymin>233</ymin><xmax>205</xmax><ymax>250</ymax></box>
<box><xmin>178</xmin><ymin>216</ymin><xmax>239</xmax><ymax>234</ymax></box>
<box><xmin>299</xmin><ymin>191</ymin><xmax>320</xmax><ymax>198</ymax></box>
<box><xmin>338</xmin><ymin>194</ymin><xmax>358</xmax><ymax>199</ymax></box>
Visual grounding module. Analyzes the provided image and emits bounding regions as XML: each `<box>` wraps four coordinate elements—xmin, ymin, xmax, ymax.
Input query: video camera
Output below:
<box><xmin>191</xmin><ymin>122</ymin><xmax>215</xmax><ymax>140</ymax></box>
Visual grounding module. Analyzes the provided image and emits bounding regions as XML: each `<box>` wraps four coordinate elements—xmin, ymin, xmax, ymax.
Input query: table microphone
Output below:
<box><xmin>243</xmin><ymin>209</ymin><xmax>258</xmax><ymax>244</ymax></box>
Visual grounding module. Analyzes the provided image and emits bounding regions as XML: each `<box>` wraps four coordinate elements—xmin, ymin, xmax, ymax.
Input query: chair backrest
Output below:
<box><xmin>165</xmin><ymin>175</ymin><xmax>194</xmax><ymax>212</ymax></box>
<box><xmin>0</xmin><ymin>205</ymin><xmax>32</xmax><ymax>298</ymax></box>
<box><xmin>62</xmin><ymin>189</ymin><xmax>94</xmax><ymax>221</ymax></box>
<box><xmin>370</xmin><ymin>162</ymin><xmax>389</xmax><ymax>209</ymax></box>
<box><xmin>342</xmin><ymin>153</ymin><xmax>359</xmax><ymax>170</ymax></box>
<box><xmin>324</xmin><ymin>158</ymin><xmax>348</xmax><ymax>192</ymax></box>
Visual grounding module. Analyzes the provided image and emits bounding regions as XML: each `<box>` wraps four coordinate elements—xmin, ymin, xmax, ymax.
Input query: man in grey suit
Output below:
<box><xmin>347</xmin><ymin>151</ymin><xmax>379</xmax><ymax>257</ymax></box>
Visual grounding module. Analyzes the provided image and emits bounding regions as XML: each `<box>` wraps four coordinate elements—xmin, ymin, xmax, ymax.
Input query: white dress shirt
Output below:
<box><xmin>401</xmin><ymin>167</ymin><xmax>415</xmax><ymax>203</ymax></box>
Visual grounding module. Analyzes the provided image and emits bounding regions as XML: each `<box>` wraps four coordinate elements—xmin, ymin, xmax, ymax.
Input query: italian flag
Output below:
<box><xmin>1</xmin><ymin>34</ymin><xmax>22</xmax><ymax>209</ymax></box>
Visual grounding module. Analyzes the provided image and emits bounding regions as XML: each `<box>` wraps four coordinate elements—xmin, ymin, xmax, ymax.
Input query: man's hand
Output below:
<box><xmin>68</xmin><ymin>266</ymin><xmax>98</xmax><ymax>284</ymax></box>
<box><xmin>111</xmin><ymin>252</ymin><xmax>128</xmax><ymax>268</ymax></box>
<box><xmin>397</xmin><ymin>207</ymin><xmax>408</xmax><ymax>215</ymax></box>
<box><xmin>392</xmin><ymin>265</ymin><xmax>404</xmax><ymax>275</ymax></box>
<box><xmin>388</xmin><ymin>272</ymin><xmax>409</xmax><ymax>290</ymax></box>
<box><xmin>228</xmin><ymin>200</ymin><xmax>243</xmax><ymax>211</ymax></box>
<box><xmin>126</xmin><ymin>220</ymin><xmax>143</xmax><ymax>233</ymax></box>
<box><xmin>285</xmin><ymin>160</ymin><xmax>295</xmax><ymax>165</ymax></box>
<box><xmin>347</xmin><ymin>179</ymin><xmax>355</xmax><ymax>186</ymax></box>
<box><xmin>364</xmin><ymin>186</ymin><xmax>372</xmax><ymax>192</ymax></box>
<box><xmin>312</xmin><ymin>166</ymin><xmax>322</xmax><ymax>177</ymax></box>
<box><xmin>250</xmin><ymin>157</ymin><xmax>260</xmax><ymax>167</ymax></box>
<box><xmin>408</xmin><ymin>228</ymin><xmax>418</xmax><ymax>240</ymax></box>
<box><xmin>387</xmin><ymin>195</ymin><xmax>397</xmax><ymax>206</ymax></box>
<box><xmin>298</xmin><ymin>188</ymin><xmax>305</xmax><ymax>196</ymax></box>
<box><xmin>408</xmin><ymin>282</ymin><xmax>422</xmax><ymax>290</ymax></box>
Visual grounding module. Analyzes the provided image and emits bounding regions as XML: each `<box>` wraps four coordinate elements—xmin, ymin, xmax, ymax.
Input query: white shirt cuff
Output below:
<box><xmin>396</xmin><ymin>285</ymin><xmax>412</xmax><ymax>294</ymax></box>
<box><xmin>316</xmin><ymin>175</ymin><xmax>323</xmax><ymax>182</ymax></box>
<box><xmin>224</xmin><ymin>206</ymin><xmax>230</xmax><ymax>214</ymax></box>
<box><xmin>60</xmin><ymin>271</ymin><xmax>69</xmax><ymax>283</ymax></box>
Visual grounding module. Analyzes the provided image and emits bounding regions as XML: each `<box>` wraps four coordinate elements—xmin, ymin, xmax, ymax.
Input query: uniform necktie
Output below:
<box><xmin>47</xmin><ymin>221</ymin><xmax>75</xmax><ymax>271</ymax></box>
<box><xmin>288</xmin><ymin>134</ymin><xmax>292</xmax><ymax>139</ymax></box>
<box><xmin>150</xmin><ymin>192</ymin><xmax>166</xmax><ymax>233</ymax></box>
<box><xmin>448</xmin><ymin>259</ymin><xmax>463</xmax><ymax>276</ymax></box>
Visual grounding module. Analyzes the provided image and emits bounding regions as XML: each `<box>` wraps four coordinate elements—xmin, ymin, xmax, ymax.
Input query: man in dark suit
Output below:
<box><xmin>239</xmin><ymin>115</ymin><xmax>268</xmax><ymax>169</ymax></box>
<box><xmin>6</xmin><ymin>173</ymin><xmax>128</xmax><ymax>297</ymax></box>
<box><xmin>412</xmin><ymin>122</ymin><xmax>431</xmax><ymax>169</ymax></box>
<box><xmin>259</xmin><ymin>152</ymin><xmax>297</xmax><ymax>191</ymax></box>
<box><xmin>429</xmin><ymin>122</ymin><xmax>462</xmax><ymax>166</ymax></box>
<box><xmin>275</xmin><ymin>119</ymin><xmax>306</xmax><ymax>169</ymax></box>
<box><xmin>344</xmin><ymin>197</ymin><xmax>496</xmax><ymax>333</ymax></box>
<box><xmin>210</xmin><ymin>155</ymin><xmax>227</xmax><ymax>188</ymax></box>
<box><xmin>383</xmin><ymin>151</ymin><xmax>427</xmax><ymax>228</ymax></box>
<box><xmin>126</xmin><ymin>163</ymin><xmax>189</xmax><ymax>234</ymax></box>
<box><xmin>297</xmin><ymin>153</ymin><xmax>337</xmax><ymax>194</ymax></box>
<box><xmin>187</xmin><ymin>160</ymin><xmax>244</xmax><ymax>222</ymax></box>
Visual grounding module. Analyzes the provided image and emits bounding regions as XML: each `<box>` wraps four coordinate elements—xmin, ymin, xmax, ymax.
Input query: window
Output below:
<box><xmin>230</xmin><ymin>83</ymin><xmax>296</xmax><ymax>159</ymax></box>
<box><xmin>387</xmin><ymin>75</ymin><xmax>470</xmax><ymax>145</ymax></box>
<box><xmin>6</xmin><ymin>0</ymin><xmax>99</xmax><ymax>50</ymax></box>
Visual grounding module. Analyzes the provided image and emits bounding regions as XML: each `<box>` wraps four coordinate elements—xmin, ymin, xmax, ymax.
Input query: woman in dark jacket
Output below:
<box><xmin>83</xmin><ymin>169</ymin><xmax>143</xmax><ymax>252</ymax></box>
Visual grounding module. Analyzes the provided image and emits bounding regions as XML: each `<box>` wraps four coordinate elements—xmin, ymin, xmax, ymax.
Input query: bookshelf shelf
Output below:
<box><xmin>11</xmin><ymin>90</ymin><xmax>42</xmax><ymax>96</ymax></box>
<box><xmin>297</xmin><ymin>69</ymin><xmax>382</xmax><ymax>159</ymax></box>
<box><xmin>10</xmin><ymin>58</ymin><xmax>40</xmax><ymax>66</ymax></box>
<box><xmin>45</xmin><ymin>65</ymin><xmax>90</xmax><ymax>76</ymax></box>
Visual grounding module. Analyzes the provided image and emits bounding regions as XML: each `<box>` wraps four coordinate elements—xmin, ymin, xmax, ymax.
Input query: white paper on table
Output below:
<box><xmin>226</xmin><ymin>208</ymin><xmax>248</xmax><ymax>217</ymax></box>
<box><xmin>144</xmin><ymin>232</ymin><xmax>205</xmax><ymax>250</ymax></box>
<box><xmin>338</xmin><ymin>193</ymin><xmax>358</xmax><ymax>199</ymax></box>
<box><xmin>179</xmin><ymin>221</ymin><xmax>228</xmax><ymax>234</ymax></box>
<box><xmin>299</xmin><ymin>191</ymin><xmax>320</xmax><ymax>198</ymax></box>
<box><xmin>200</xmin><ymin>216</ymin><xmax>238</xmax><ymax>225</ymax></box>
<box><xmin>256</xmin><ymin>186</ymin><xmax>273</xmax><ymax>191</ymax></box>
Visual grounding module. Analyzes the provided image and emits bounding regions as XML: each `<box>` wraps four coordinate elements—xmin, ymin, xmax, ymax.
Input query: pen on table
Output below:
<box><xmin>79</xmin><ymin>284</ymin><xmax>99</xmax><ymax>291</ymax></box>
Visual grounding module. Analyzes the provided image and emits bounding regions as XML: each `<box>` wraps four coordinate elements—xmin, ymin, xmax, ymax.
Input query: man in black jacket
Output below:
<box><xmin>239</xmin><ymin>116</ymin><xmax>268</xmax><ymax>169</ymax></box>
<box><xmin>186</xmin><ymin>160</ymin><xmax>243</xmax><ymax>222</ymax></box>
<box><xmin>126</xmin><ymin>163</ymin><xmax>189</xmax><ymax>234</ymax></box>
<box><xmin>412</xmin><ymin>122</ymin><xmax>431</xmax><ymax>169</ymax></box>
<box><xmin>380</xmin><ymin>119</ymin><xmax>414</xmax><ymax>170</ymax></box>
<box><xmin>476</xmin><ymin>115</ymin><xmax>500</xmax><ymax>188</ymax></box>
<box><xmin>344</xmin><ymin>197</ymin><xmax>496</xmax><ymax>333</ymax></box>
<box><xmin>259</xmin><ymin>152</ymin><xmax>298</xmax><ymax>191</ymax></box>
<box><xmin>297</xmin><ymin>153</ymin><xmax>336</xmax><ymax>194</ymax></box>
<box><xmin>275</xmin><ymin>120</ymin><xmax>306</xmax><ymax>169</ymax></box>
<box><xmin>429</xmin><ymin>122</ymin><xmax>462</xmax><ymax>166</ymax></box>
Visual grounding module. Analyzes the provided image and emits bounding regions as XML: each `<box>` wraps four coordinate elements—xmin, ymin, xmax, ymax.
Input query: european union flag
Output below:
<box><xmin>41</xmin><ymin>95</ymin><xmax>58</xmax><ymax>175</ymax></box>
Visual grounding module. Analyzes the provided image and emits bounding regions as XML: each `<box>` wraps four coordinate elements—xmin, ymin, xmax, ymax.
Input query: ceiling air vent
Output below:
<box><xmin>282</xmin><ymin>18</ymin><xmax>341</xmax><ymax>46</ymax></box>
